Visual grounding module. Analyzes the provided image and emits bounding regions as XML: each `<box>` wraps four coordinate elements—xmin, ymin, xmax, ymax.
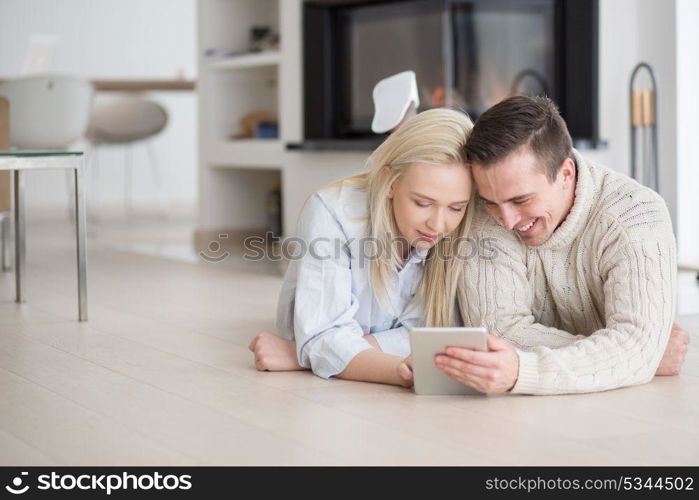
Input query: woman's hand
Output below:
<box><xmin>248</xmin><ymin>332</ymin><xmax>306</xmax><ymax>371</ymax></box>
<box><xmin>396</xmin><ymin>355</ymin><xmax>414</xmax><ymax>388</ymax></box>
<box><xmin>655</xmin><ymin>323</ymin><xmax>690</xmax><ymax>376</ymax></box>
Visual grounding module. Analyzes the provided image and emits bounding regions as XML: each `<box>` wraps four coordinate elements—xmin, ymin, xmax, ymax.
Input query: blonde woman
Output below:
<box><xmin>249</xmin><ymin>108</ymin><xmax>475</xmax><ymax>387</ymax></box>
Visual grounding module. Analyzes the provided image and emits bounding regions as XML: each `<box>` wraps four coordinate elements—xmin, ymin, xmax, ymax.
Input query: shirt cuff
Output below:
<box><xmin>373</xmin><ymin>327</ymin><xmax>410</xmax><ymax>357</ymax></box>
<box><xmin>510</xmin><ymin>349</ymin><xmax>541</xmax><ymax>394</ymax></box>
<box><xmin>301</xmin><ymin>329</ymin><xmax>374</xmax><ymax>380</ymax></box>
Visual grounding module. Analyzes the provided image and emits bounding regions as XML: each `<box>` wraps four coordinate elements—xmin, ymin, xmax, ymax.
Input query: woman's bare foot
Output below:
<box><xmin>248</xmin><ymin>332</ymin><xmax>307</xmax><ymax>371</ymax></box>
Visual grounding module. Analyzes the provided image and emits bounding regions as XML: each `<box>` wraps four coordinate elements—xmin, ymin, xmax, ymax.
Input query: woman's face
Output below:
<box><xmin>390</xmin><ymin>161</ymin><xmax>473</xmax><ymax>252</ymax></box>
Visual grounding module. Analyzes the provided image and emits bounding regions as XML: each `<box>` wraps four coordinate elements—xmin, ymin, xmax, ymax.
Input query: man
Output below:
<box><xmin>432</xmin><ymin>95</ymin><xmax>690</xmax><ymax>395</ymax></box>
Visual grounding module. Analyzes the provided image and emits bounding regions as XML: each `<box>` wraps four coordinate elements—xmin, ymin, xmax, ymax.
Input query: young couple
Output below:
<box><xmin>249</xmin><ymin>95</ymin><xmax>690</xmax><ymax>395</ymax></box>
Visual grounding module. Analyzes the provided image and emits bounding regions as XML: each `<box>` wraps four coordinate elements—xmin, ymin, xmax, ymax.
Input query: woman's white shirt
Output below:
<box><xmin>276</xmin><ymin>181</ymin><xmax>427</xmax><ymax>379</ymax></box>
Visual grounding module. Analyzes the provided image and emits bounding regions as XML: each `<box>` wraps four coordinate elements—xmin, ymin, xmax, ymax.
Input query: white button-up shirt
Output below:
<box><xmin>276</xmin><ymin>181</ymin><xmax>427</xmax><ymax>379</ymax></box>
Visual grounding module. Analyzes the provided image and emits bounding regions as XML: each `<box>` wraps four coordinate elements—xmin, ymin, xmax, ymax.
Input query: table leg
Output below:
<box><xmin>13</xmin><ymin>170</ymin><xmax>25</xmax><ymax>303</ymax></box>
<box><xmin>74</xmin><ymin>161</ymin><xmax>88</xmax><ymax>321</ymax></box>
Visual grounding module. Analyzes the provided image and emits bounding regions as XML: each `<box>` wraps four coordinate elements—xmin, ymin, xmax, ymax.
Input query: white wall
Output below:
<box><xmin>635</xmin><ymin>0</ymin><xmax>677</xmax><ymax>231</ymax></box>
<box><xmin>0</xmin><ymin>0</ymin><xmax>197</xmax><ymax>210</ymax></box>
<box><xmin>676</xmin><ymin>0</ymin><xmax>699</xmax><ymax>267</ymax></box>
<box><xmin>592</xmin><ymin>0</ymin><xmax>697</xmax><ymax>265</ymax></box>
<box><xmin>584</xmin><ymin>0</ymin><xmax>638</xmax><ymax>174</ymax></box>
<box><xmin>585</xmin><ymin>0</ymin><xmax>677</xmax><ymax>228</ymax></box>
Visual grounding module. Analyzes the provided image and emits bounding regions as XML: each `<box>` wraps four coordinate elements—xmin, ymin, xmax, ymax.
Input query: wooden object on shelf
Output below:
<box><xmin>0</xmin><ymin>79</ymin><xmax>196</xmax><ymax>92</ymax></box>
<box><xmin>93</xmin><ymin>79</ymin><xmax>195</xmax><ymax>91</ymax></box>
<box><xmin>239</xmin><ymin>111</ymin><xmax>273</xmax><ymax>138</ymax></box>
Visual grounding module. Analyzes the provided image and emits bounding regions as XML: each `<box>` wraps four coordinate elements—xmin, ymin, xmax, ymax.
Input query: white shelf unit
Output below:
<box><xmin>204</xmin><ymin>66</ymin><xmax>280</xmax><ymax>144</ymax></box>
<box><xmin>198</xmin><ymin>0</ymin><xmax>355</xmax><ymax>239</ymax></box>
<box><xmin>207</xmin><ymin>139</ymin><xmax>284</xmax><ymax>169</ymax></box>
<box><xmin>197</xmin><ymin>0</ymin><xmax>283</xmax><ymax>232</ymax></box>
<box><xmin>206</xmin><ymin>50</ymin><xmax>281</xmax><ymax>70</ymax></box>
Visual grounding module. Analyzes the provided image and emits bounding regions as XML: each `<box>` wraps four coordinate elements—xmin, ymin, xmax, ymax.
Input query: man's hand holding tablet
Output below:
<box><xmin>408</xmin><ymin>328</ymin><xmax>520</xmax><ymax>395</ymax></box>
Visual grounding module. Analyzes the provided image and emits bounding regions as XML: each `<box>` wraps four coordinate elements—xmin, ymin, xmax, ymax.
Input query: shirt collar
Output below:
<box><xmin>408</xmin><ymin>246</ymin><xmax>429</xmax><ymax>265</ymax></box>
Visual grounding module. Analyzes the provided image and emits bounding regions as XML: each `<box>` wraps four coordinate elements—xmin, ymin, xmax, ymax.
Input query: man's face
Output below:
<box><xmin>472</xmin><ymin>147</ymin><xmax>576</xmax><ymax>247</ymax></box>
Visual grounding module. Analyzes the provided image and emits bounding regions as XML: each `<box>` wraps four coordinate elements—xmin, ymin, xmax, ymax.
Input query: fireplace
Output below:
<box><xmin>294</xmin><ymin>0</ymin><xmax>599</xmax><ymax>150</ymax></box>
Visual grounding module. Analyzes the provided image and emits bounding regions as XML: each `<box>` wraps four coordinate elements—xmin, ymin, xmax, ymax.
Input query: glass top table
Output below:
<box><xmin>0</xmin><ymin>150</ymin><xmax>88</xmax><ymax>320</ymax></box>
<box><xmin>0</xmin><ymin>150</ymin><xmax>85</xmax><ymax>171</ymax></box>
<box><xmin>0</xmin><ymin>150</ymin><xmax>83</xmax><ymax>155</ymax></box>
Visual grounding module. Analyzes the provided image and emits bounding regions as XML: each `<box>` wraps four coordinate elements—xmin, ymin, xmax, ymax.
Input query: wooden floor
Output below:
<box><xmin>0</xmin><ymin>211</ymin><xmax>698</xmax><ymax>466</ymax></box>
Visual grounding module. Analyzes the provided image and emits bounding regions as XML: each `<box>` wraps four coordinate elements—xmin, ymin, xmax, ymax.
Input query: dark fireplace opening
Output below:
<box><xmin>294</xmin><ymin>0</ymin><xmax>600</xmax><ymax>151</ymax></box>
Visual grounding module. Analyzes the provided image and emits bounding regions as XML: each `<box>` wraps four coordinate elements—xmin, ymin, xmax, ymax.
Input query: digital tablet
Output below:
<box><xmin>409</xmin><ymin>327</ymin><xmax>488</xmax><ymax>396</ymax></box>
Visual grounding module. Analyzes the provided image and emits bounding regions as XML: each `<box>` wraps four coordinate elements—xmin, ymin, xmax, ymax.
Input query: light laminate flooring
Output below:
<box><xmin>0</xmin><ymin>211</ymin><xmax>697</xmax><ymax>466</ymax></box>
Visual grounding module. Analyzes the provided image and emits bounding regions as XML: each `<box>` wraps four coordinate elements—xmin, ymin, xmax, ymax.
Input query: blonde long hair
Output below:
<box><xmin>322</xmin><ymin>108</ymin><xmax>475</xmax><ymax>327</ymax></box>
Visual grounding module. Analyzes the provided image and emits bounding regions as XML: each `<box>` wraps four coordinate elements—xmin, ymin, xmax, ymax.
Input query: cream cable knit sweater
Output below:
<box><xmin>460</xmin><ymin>150</ymin><xmax>677</xmax><ymax>395</ymax></box>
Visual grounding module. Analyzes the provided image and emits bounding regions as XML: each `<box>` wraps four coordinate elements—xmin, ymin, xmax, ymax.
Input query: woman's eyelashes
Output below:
<box><xmin>414</xmin><ymin>200</ymin><xmax>464</xmax><ymax>212</ymax></box>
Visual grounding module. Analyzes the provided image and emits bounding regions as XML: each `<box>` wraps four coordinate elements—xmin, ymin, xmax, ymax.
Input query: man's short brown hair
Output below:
<box><xmin>465</xmin><ymin>95</ymin><xmax>573</xmax><ymax>182</ymax></box>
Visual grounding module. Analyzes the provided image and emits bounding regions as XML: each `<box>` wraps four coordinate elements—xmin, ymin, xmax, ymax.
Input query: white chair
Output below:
<box><xmin>0</xmin><ymin>74</ymin><xmax>93</xmax><ymax>272</ymax></box>
<box><xmin>86</xmin><ymin>95</ymin><xmax>168</xmax><ymax>215</ymax></box>
<box><xmin>0</xmin><ymin>74</ymin><xmax>93</xmax><ymax>149</ymax></box>
<box><xmin>371</xmin><ymin>70</ymin><xmax>420</xmax><ymax>133</ymax></box>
